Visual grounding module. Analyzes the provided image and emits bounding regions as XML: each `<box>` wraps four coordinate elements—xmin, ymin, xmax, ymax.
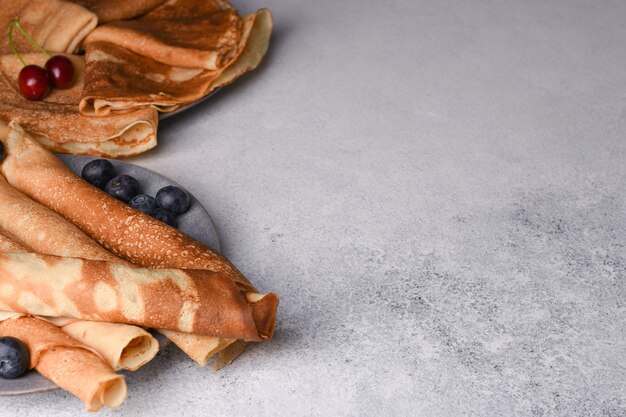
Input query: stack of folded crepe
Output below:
<box><xmin>0</xmin><ymin>0</ymin><xmax>273</xmax><ymax>157</ymax></box>
<box><xmin>0</xmin><ymin>122</ymin><xmax>279</xmax><ymax>411</ymax></box>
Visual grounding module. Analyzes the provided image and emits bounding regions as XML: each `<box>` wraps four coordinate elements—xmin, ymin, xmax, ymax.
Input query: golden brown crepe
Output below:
<box><xmin>0</xmin><ymin>123</ymin><xmax>255</xmax><ymax>292</ymax></box>
<box><xmin>0</xmin><ymin>316</ymin><xmax>126</xmax><ymax>411</ymax></box>
<box><xmin>51</xmin><ymin>318</ymin><xmax>159</xmax><ymax>371</ymax></box>
<box><xmin>0</xmin><ymin>174</ymin><xmax>121</xmax><ymax>261</ymax></box>
<box><xmin>68</xmin><ymin>0</ymin><xmax>168</xmax><ymax>23</ymax></box>
<box><xmin>0</xmin><ymin>0</ymin><xmax>97</xmax><ymax>55</ymax></box>
<box><xmin>0</xmin><ymin>199</ymin><xmax>160</xmax><ymax>370</ymax></box>
<box><xmin>0</xmin><ymin>251</ymin><xmax>277</xmax><ymax>340</ymax></box>
<box><xmin>80</xmin><ymin>9</ymin><xmax>272</xmax><ymax>115</ymax></box>
<box><xmin>0</xmin><ymin>160</ymin><xmax>247</xmax><ymax>367</ymax></box>
<box><xmin>84</xmin><ymin>0</ymin><xmax>241</xmax><ymax>70</ymax></box>
<box><xmin>0</xmin><ymin>53</ymin><xmax>158</xmax><ymax>157</ymax></box>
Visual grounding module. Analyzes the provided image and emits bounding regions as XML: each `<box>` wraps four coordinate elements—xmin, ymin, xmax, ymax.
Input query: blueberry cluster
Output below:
<box><xmin>81</xmin><ymin>159</ymin><xmax>191</xmax><ymax>228</ymax></box>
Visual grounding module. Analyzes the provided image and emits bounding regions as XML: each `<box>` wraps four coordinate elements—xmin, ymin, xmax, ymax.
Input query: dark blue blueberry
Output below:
<box><xmin>81</xmin><ymin>159</ymin><xmax>116</xmax><ymax>189</ymax></box>
<box><xmin>0</xmin><ymin>141</ymin><xmax>5</xmax><ymax>162</ymax></box>
<box><xmin>128</xmin><ymin>194</ymin><xmax>157</xmax><ymax>215</ymax></box>
<box><xmin>152</xmin><ymin>207</ymin><xmax>177</xmax><ymax>227</ymax></box>
<box><xmin>0</xmin><ymin>337</ymin><xmax>30</xmax><ymax>379</ymax></box>
<box><xmin>156</xmin><ymin>185</ymin><xmax>190</xmax><ymax>214</ymax></box>
<box><xmin>105</xmin><ymin>175</ymin><xmax>141</xmax><ymax>203</ymax></box>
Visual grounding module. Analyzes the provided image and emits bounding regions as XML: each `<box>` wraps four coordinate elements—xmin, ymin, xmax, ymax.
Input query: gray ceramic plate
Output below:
<box><xmin>0</xmin><ymin>155</ymin><xmax>220</xmax><ymax>396</ymax></box>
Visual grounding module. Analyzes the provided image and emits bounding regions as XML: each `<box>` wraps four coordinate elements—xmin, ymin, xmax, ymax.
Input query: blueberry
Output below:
<box><xmin>0</xmin><ymin>141</ymin><xmax>5</xmax><ymax>162</ymax></box>
<box><xmin>152</xmin><ymin>207</ymin><xmax>177</xmax><ymax>227</ymax></box>
<box><xmin>82</xmin><ymin>159</ymin><xmax>116</xmax><ymax>189</ymax></box>
<box><xmin>0</xmin><ymin>337</ymin><xmax>30</xmax><ymax>379</ymax></box>
<box><xmin>156</xmin><ymin>186</ymin><xmax>190</xmax><ymax>214</ymax></box>
<box><xmin>105</xmin><ymin>175</ymin><xmax>141</xmax><ymax>203</ymax></box>
<box><xmin>129</xmin><ymin>194</ymin><xmax>157</xmax><ymax>215</ymax></box>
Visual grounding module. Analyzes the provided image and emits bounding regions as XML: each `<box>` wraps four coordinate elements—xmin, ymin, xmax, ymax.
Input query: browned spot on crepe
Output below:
<box><xmin>65</xmin><ymin>261</ymin><xmax>125</xmax><ymax>322</ymax></box>
<box><xmin>139</xmin><ymin>279</ymin><xmax>186</xmax><ymax>330</ymax></box>
<box><xmin>189</xmin><ymin>269</ymin><xmax>258</xmax><ymax>339</ymax></box>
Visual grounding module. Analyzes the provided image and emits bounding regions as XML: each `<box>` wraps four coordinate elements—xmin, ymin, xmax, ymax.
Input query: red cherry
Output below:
<box><xmin>18</xmin><ymin>65</ymin><xmax>49</xmax><ymax>100</ymax></box>
<box><xmin>45</xmin><ymin>55</ymin><xmax>74</xmax><ymax>89</ymax></box>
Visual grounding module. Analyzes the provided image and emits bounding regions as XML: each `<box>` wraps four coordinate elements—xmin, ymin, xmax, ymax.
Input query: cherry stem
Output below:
<box><xmin>8</xmin><ymin>20</ymin><xmax>25</xmax><ymax>66</ymax></box>
<box><xmin>8</xmin><ymin>18</ymin><xmax>51</xmax><ymax>67</ymax></box>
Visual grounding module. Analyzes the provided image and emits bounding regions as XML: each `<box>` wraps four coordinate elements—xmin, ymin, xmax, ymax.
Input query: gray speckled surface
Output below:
<box><xmin>3</xmin><ymin>0</ymin><xmax>626</xmax><ymax>415</ymax></box>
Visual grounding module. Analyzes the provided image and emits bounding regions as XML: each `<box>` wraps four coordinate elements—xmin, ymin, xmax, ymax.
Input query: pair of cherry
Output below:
<box><xmin>10</xmin><ymin>19</ymin><xmax>74</xmax><ymax>100</ymax></box>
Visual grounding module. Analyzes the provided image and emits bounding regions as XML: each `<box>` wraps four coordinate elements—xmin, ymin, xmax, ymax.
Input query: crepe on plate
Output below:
<box><xmin>85</xmin><ymin>0</ymin><xmax>242</xmax><ymax>70</ymax></box>
<box><xmin>0</xmin><ymin>123</ymin><xmax>255</xmax><ymax>292</ymax></box>
<box><xmin>80</xmin><ymin>6</ymin><xmax>272</xmax><ymax>115</ymax></box>
<box><xmin>0</xmin><ymin>0</ymin><xmax>97</xmax><ymax>55</ymax></box>
<box><xmin>0</xmin><ymin>164</ymin><xmax>242</xmax><ymax>366</ymax></box>
<box><xmin>0</xmin><ymin>185</ymin><xmax>159</xmax><ymax>371</ymax></box>
<box><xmin>0</xmin><ymin>53</ymin><xmax>158</xmax><ymax>157</ymax></box>
<box><xmin>0</xmin><ymin>251</ymin><xmax>277</xmax><ymax>340</ymax></box>
<box><xmin>0</xmin><ymin>315</ymin><xmax>126</xmax><ymax>411</ymax></box>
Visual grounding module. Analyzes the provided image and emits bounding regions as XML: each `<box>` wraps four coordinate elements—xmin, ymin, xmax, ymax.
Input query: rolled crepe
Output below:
<box><xmin>68</xmin><ymin>0</ymin><xmax>169</xmax><ymax>23</ymax></box>
<box><xmin>80</xmin><ymin>9</ymin><xmax>271</xmax><ymax>115</ymax></box>
<box><xmin>51</xmin><ymin>318</ymin><xmax>159</xmax><ymax>371</ymax></box>
<box><xmin>0</xmin><ymin>0</ymin><xmax>97</xmax><ymax>55</ymax></box>
<box><xmin>84</xmin><ymin>0</ymin><xmax>241</xmax><ymax>70</ymax></box>
<box><xmin>0</xmin><ymin>227</ymin><xmax>160</xmax><ymax>371</ymax></box>
<box><xmin>0</xmin><ymin>123</ymin><xmax>255</xmax><ymax>292</ymax></box>
<box><xmin>0</xmin><ymin>175</ymin><xmax>121</xmax><ymax>261</ymax></box>
<box><xmin>0</xmin><ymin>171</ymin><xmax>242</xmax><ymax>367</ymax></box>
<box><xmin>0</xmin><ymin>54</ymin><xmax>158</xmax><ymax>158</ymax></box>
<box><xmin>0</xmin><ymin>316</ymin><xmax>126</xmax><ymax>411</ymax></box>
<box><xmin>0</xmin><ymin>251</ymin><xmax>278</xmax><ymax>340</ymax></box>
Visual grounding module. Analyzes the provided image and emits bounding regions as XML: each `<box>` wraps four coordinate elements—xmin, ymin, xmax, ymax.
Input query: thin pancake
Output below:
<box><xmin>84</xmin><ymin>0</ymin><xmax>240</xmax><ymax>70</ymax></box>
<box><xmin>0</xmin><ymin>252</ymin><xmax>278</xmax><ymax>340</ymax></box>
<box><xmin>0</xmin><ymin>0</ymin><xmax>97</xmax><ymax>54</ymax></box>
<box><xmin>0</xmin><ymin>174</ymin><xmax>121</xmax><ymax>261</ymax></box>
<box><xmin>0</xmin><ymin>53</ymin><xmax>158</xmax><ymax>157</ymax></box>
<box><xmin>80</xmin><ymin>10</ymin><xmax>269</xmax><ymax>115</ymax></box>
<box><xmin>0</xmin><ymin>316</ymin><xmax>126</xmax><ymax>412</ymax></box>
<box><xmin>0</xmin><ymin>123</ymin><xmax>256</xmax><ymax>292</ymax></box>
<box><xmin>0</xmin><ymin>123</ymin><xmax>267</xmax><ymax>365</ymax></box>
<box><xmin>0</xmin><ymin>186</ymin><xmax>229</xmax><ymax>368</ymax></box>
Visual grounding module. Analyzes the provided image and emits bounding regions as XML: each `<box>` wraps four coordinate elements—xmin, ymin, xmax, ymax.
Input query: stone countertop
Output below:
<box><xmin>4</xmin><ymin>0</ymin><xmax>626</xmax><ymax>416</ymax></box>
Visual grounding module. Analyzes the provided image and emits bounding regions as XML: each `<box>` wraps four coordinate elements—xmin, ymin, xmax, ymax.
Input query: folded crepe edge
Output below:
<box><xmin>159</xmin><ymin>330</ymin><xmax>235</xmax><ymax>366</ymax></box>
<box><xmin>63</xmin><ymin>9</ymin><xmax>99</xmax><ymax>54</ymax></box>
<box><xmin>207</xmin><ymin>9</ymin><xmax>274</xmax><ymax>93</ymax></box>
<box><xmin>248</xmin><ymin>292</ymin><xmax>279</xmax><ymax>340</ymax></box>
<box><xmin>61</xmin><ymin>320</ymin><xmax>160</xmax><ymax>371</ymax></box>
<box><xmin>79</xmin><ymin>8</ymin><xmax>272</xmax><ymax>117</ymax></box>
<box><xmin>30</xmin><ymin>119</ymin><xmax>158</xmax><ymax>158</ymax></box>
<box><xmin>0</xmin><ymin>316</ymin><xmax>127</xmax><ymax>411</ymax></box>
